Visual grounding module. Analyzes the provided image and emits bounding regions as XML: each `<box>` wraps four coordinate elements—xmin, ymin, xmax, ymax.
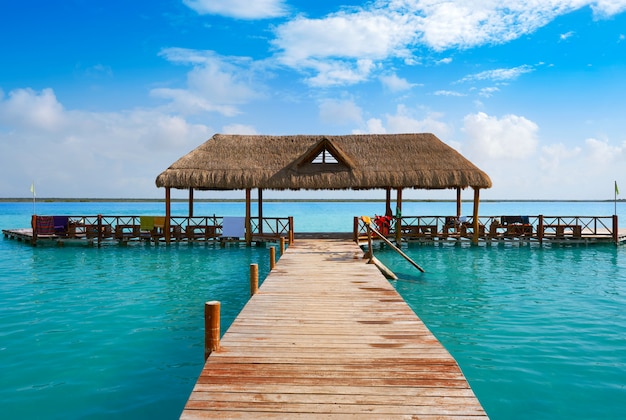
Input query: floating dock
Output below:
<box><xmin>181</xmin><ymin>239</ymin><xmax>487</xmax><ymax>418</ymax></box>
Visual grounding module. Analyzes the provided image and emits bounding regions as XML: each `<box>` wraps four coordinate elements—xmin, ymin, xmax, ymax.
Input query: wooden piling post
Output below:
<box><xmin>250</xmin><ymin>263</ymin><xmax>259</xmax><ymax>296</ymax></box>
<box><xmin>269</xmin><ymin>247</ymin><xmax>276</xmax><ymax>270</ymax></box>
<box><xmin>204</xmin><ymin>301</ymin><xmax>220</xmax><ymax>361</ymax></box>
<box><xmin>613</xmin><ymin>215</ymin><xmax>619</xmax><ymax>245</ymax></box>
<box><xmin>280</xmin><ymin>237</ymin><xmax>285</xmax><ymax>256</ymax></box>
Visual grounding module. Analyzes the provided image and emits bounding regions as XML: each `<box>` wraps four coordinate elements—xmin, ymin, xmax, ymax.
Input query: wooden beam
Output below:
<box><xmin>456</xmin><ymin>187</ymin><xmax>462</xmax><ymax>218</ymax></box>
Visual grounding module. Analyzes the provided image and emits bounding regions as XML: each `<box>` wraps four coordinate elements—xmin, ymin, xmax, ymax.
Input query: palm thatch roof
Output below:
<box><xmin>155</xmin><ymin>133</ymin><xmax>492</xmax><ymax>191</ymax></box>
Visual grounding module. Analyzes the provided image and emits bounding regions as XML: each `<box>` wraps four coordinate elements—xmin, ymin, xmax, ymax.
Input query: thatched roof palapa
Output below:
<box><xmin>155</xmin><ymin>133</ymin><xmax>492</xmax><ymax>192</ymax></box>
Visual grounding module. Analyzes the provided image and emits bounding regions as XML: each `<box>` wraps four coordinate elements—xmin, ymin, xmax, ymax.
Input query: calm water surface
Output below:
<box><xmin>1</xmin><ymin>200</ymin><xmax>625</xmax><ymax>419</ymax></box>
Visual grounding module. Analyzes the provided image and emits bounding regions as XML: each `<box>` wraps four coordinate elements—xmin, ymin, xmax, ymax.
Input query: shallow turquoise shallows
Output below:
<box><xmin>1</xmin><ymin>200</ymin><xmax>625</xmax><ymax>419</ymax></box>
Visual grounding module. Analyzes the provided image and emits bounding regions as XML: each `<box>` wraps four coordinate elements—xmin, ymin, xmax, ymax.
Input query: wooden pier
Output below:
<box><xmin>182</xmin><ymin>239</ymin><xmax>487</xmax><ymax>419</ymax></box>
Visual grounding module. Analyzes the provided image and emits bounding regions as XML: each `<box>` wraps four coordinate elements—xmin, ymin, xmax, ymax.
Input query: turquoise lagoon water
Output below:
<box><xmin>1</xmin><ymin>200</ymin><xmax>625</xmax><ymax>419</ymax></box>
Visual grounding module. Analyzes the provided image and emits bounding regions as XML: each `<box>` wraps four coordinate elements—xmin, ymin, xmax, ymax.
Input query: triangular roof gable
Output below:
<box><xmin>295</xmin><ymin>138</ymin><xmax>355</xmax><ymax>169</ymax></box>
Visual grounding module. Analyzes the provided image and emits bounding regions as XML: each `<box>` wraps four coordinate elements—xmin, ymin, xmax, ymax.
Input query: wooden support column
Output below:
<box><xmin>385</xmin><ymin>187</ymin><xmax>392</xmax><ymax>216</ymax></box>
<box><xmin>613</xmin><ymin>215</ymin><xmax>619</xmax><ymax>245</ymax></box>
<box><xmin>472</xmin><ymin>188</ymin><xmax>480</xmax><ymax>244</ymax></box>
<box><xmin>269</xmin><ymin>246</ymin><xmax>276</xmax><ymax>270</ymax></box>
<box><xmin>165</xmin><ymin>187</ymin><xmax>171</xmax><ymax>244</ymax></box>
<box><xmin>245</xmin><ymin>188</ymin><xmax>252</xmax><ymax>246</ymax></box>
<box><xmin>395</xmin><ymin>188</ymin><xmax>403</xmax><ymax>244</ymax></box>
<box><xmin>250</xmin><ymin>264</ymin><xmax>259</xmax><ymax>296</ymax></box>
<box><xmin>188</xmin><ymin>188</ymin><xmax>194</xmax><ymax>217</ymax></box>
<box><xmin>204</xmin><ymin>301</ymin><xmax>220</xmax><ymax>360</ymax></box>
<box><xmin>456</xmin><ymin>187</ymin><xmax>462</xmax><ymax>218</ymax></box>
<box><xmin>258</xmin><ymin>188</ymin><xmax>263</xmax><ymax>235</ymax></box>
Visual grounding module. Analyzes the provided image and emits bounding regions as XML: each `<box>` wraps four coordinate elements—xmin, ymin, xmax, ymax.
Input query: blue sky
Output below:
<box><xmin>1</xmin><ymin>0</ymin><xmax>626</xmax><ymax>200</ymax></box>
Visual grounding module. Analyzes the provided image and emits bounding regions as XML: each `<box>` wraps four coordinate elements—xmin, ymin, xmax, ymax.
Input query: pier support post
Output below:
<box><xmin>269</xmin><ymin>247</ymin><xmax>276</xmax><ymax>270</ymax></box>
<box><xmin>204</xmin><ymin>301</ymin><xmax>220</xmax><ymax>360</ymax></box>
<box><xmin>250</xmin><ymin>263</ymin><xmax>259</xmax><ymax>296</ymax></box>
<box><xmin>280</xmin><ymin>237</ymin><xmax>285</xmax><ymax>256</ymax></box>
<box><xmin>613</xmin><ymin>215</ymin><xmax>619</xmax><ymax>245</ymax></box>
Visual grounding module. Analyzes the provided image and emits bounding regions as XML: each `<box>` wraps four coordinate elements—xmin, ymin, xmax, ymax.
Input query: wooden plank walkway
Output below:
<box><xmin>181</xmin><ymin>239</ymin><xmax>487</xmax><ymax>419</ymax></box>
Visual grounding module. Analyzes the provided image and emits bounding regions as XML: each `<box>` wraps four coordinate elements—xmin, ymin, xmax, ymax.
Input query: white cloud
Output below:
<box><xmin>0</xmin><ymin>88</ymin><xmax>211</xmax><ymax>197</ymax></box>
<box><xmin>539</xmin><ymin>142</ymin><xmax>582</xmax><ymax>172</ymax></box>
<box><xmin>305</xmin><ymin>59</ymin><xmax>376</xmax><ymax>87</ymax></box>
<box><xmin>319</xmin><ymin>99</ymin><xmax>363</xmax><ymax>125</ymax></box>
<box><xmin>560</xmin><ymin>30</ymin><xmax>575</xmax><ymax>40</ymax></box>
<box><xmin>591</xmin><ymin>0</ymin><xmax>626</xmax><ymax>17</ymax></box>
<box><xmin>355</xmin><ymin>104</ymin><xmax>452</xmax><ymax>136</ymax></box>
<box><xmin>459</xmin><ymin>65</ymin><xmax>535</xmax><ymax>83</ymax></box>
<box><xmin>380</xmin><ymin>74</ymin><xmax>416</xmax><ymax>92</ymax></box>
<box><xmin>153</xmin><ymin>48</ymin><xmax>262</xmax><ymax>116</ymax></box>
<box><xmin>585</xmin><ymin>137</ymin><xmax>625</xmax><ymax>162</ymax></box>
<box><xmin>270</xmin><ymin>1</ymin><xmax>626</xmax><ymax>86</ymax></box>
<box><xmin>463</xmin><ymin>112</ymin><xmax>539</xmax><ymax>159</ymax></box>
<box><xmin>434</xmin><ymin>90</ymin><xmax>465</xmax><ymax>96</ymax></box>
<box><xmin>0</xmin><ymin>88</ymin><xmax>66</xmax><ymax>131</ymax></box>
<box><xmin>183</xmin><ymin>0</ymin><xmax>287</xmax><ymax>19</ymax></box>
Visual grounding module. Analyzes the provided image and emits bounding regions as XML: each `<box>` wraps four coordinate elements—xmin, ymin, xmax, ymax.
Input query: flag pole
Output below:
<box><xmin>615</xmin><ymin>180</ymin><xmax>619</xmax><ymax>216</ymax></box>
<box><xmin>31</xmin><ymin>182</ymin><xmax>36</xmax><ymax>214</ymax></box>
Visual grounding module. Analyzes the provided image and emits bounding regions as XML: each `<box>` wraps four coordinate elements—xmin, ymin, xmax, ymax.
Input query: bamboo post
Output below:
<box><xmin>204</xmin><ymin>301</ymin><xmax>220</xmax><ymax>360</ymax></box>
<box><xmin>280</xmin><ymin>237</ymin><xmax>285</xmax><ymax>256</ymax></box>
<box><xmin>250</xmin><ymin>263</ymin><xmax>259</xmax><ymax>296</ymax></box>
<box><xmin>269</xmin><ymin>246</ymin><xmax>276</xmax><ymax>270</ymax></box>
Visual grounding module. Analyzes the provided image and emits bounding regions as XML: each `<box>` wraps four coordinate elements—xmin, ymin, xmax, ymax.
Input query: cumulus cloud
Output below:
<box><xmin>183</xmin><ymin>0</ymin><xmax>287</xmax><ymax>19</ymax></box>
<box><xmin>0</xmin><ymin>88</ymin><xmax>211</xmax><ymax>197</ymax></box>
<box><xmin>463</xmin><ymin>112</ymin><xmax>539</xmax><ymax>159</ymax></box>
<box><xmin>354</xmin><ymin>105</ymin><xmax>452</xmax><ymax>136</ymax></box>
<box><xmin>153</xmin><ymin>48</ymin><xmax>262</xmax><ymax>116</ymax></box>
<box><xmin>0</xmin><ymin>88</ymin><xmax>66</xmax><ymax>131</ymax></box>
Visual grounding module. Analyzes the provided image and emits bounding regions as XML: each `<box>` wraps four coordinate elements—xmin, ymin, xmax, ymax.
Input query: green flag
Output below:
<box><xmin>616</xmin><ymin>181</ymin><xmax>620</xmax><ymax>196</ymax></box>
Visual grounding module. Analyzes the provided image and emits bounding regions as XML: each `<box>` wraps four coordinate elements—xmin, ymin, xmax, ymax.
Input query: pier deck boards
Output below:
<box><xmin>181</xmin><ymin>239</ymin><xmax>487</xmax><ymax>419</ymax></box>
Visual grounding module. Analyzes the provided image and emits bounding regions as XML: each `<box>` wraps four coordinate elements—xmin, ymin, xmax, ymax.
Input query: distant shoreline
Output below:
<box><xmin>0</xmin><ymin>198</ymin><xmax>623</xmax><ymax>203</ymax></box>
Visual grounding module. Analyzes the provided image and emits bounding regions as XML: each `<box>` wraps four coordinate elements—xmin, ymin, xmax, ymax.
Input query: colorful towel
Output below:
<box><xmin>36</xmin><ymin>216</ymin><xmax>55</xmax><ymax>235</ymax></box>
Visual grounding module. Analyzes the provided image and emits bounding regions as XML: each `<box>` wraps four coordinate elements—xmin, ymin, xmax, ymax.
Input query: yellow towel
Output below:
<box><xmin>154</xmin><ymin>216</ymin><xmax>165</xmax><ymax>228</ymax></box>
<box><xmin>140</xmin><ymin>216</ymin><xmax>154</xmax><ymax>230</ymax></box>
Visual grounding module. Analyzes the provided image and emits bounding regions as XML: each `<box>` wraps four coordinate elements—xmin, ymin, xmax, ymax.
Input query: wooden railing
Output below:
<box><xmin>30</xmin><ymin>215</ymin><xmax>293</xmax><ymax>245</ymax></box>
<box><xmin>354</xmin><ymin>215</ymin><xmax>619</xmax><ymax>244</ymax></box>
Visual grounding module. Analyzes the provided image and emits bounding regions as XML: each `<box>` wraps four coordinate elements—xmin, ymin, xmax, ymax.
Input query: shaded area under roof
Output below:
<box><xmin>155</xmin><ymin>133</ymin><xmax>492</xmax><ymax>191</ymax></box>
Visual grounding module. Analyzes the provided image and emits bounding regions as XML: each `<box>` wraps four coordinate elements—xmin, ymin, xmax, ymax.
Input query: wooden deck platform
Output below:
<box><xmin>181</xmin><ymin>239</ymin><xmax>487</xmax><ymax>419</ymax></box>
